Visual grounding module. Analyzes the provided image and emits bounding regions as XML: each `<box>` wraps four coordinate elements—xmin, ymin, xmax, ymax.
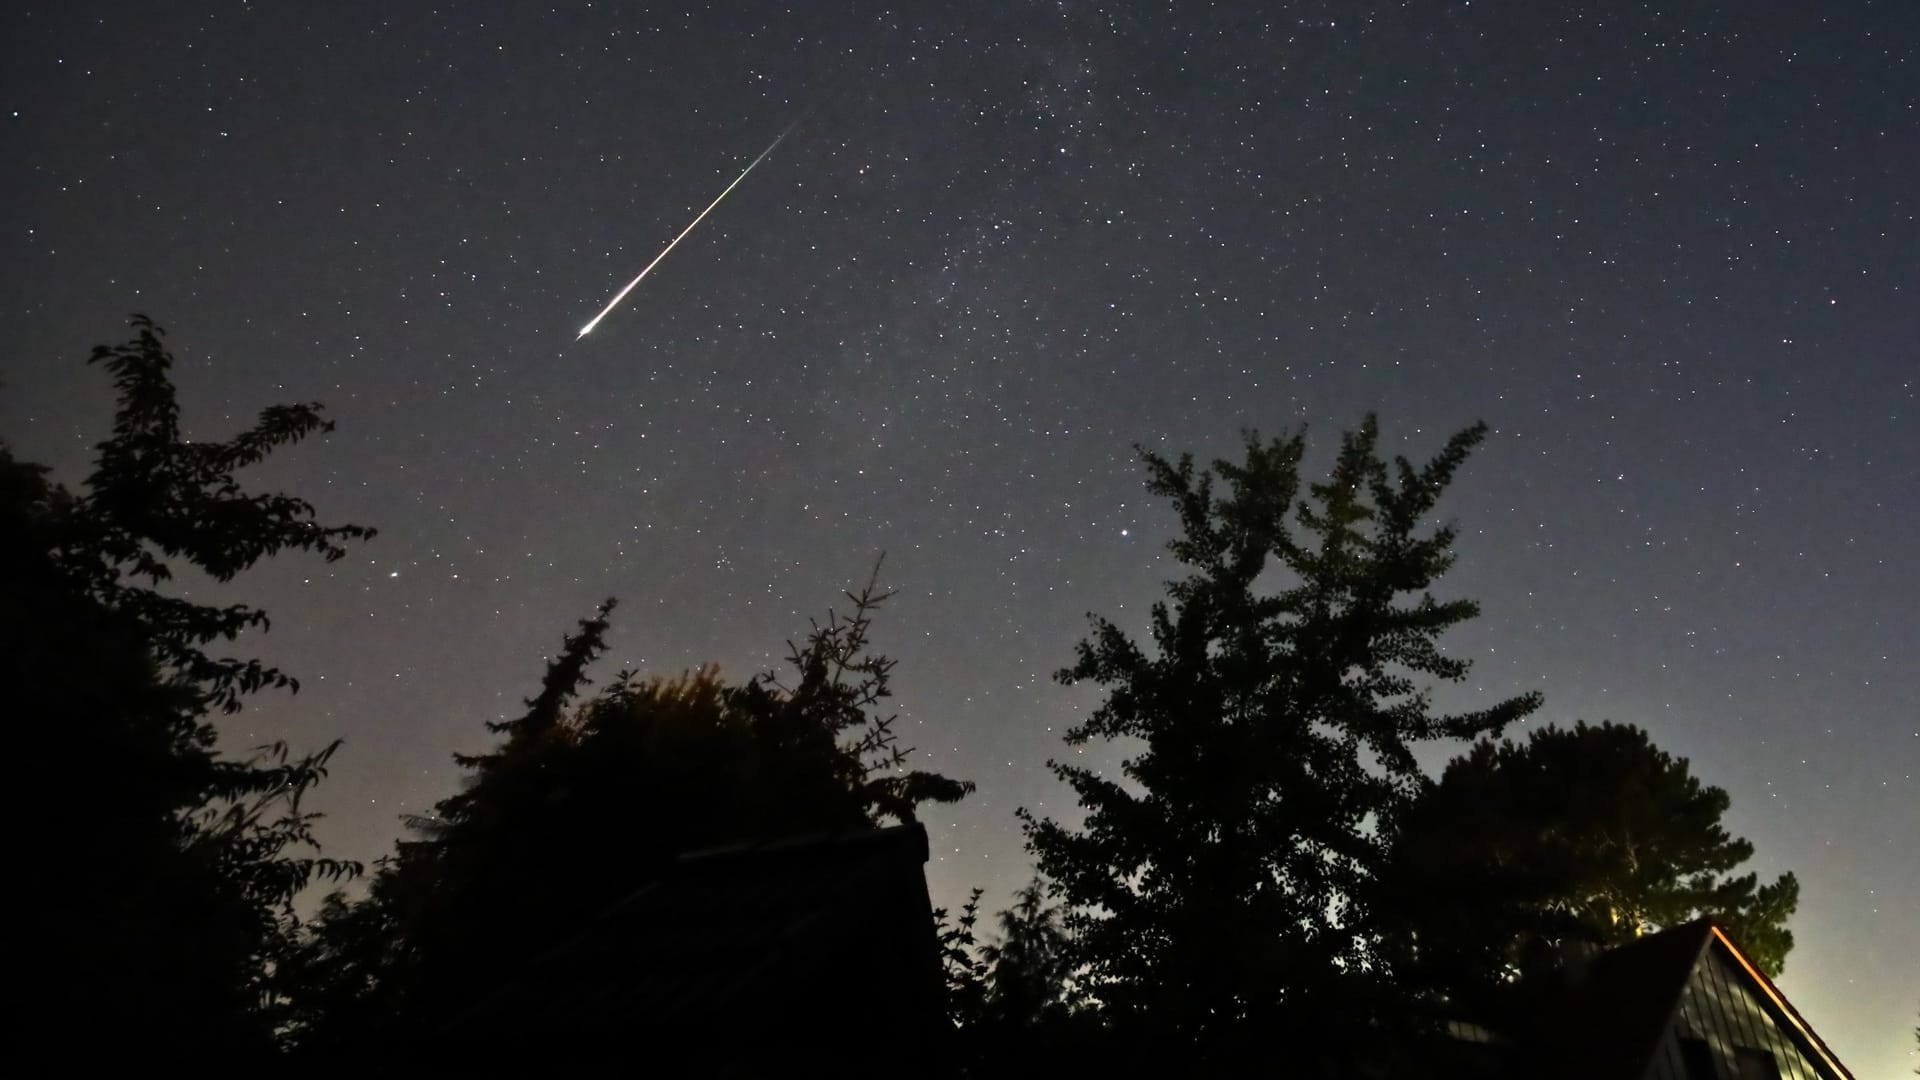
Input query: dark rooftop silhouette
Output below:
<box><xmin>438</xmin><ymin>823</ymin><xmax>947</xmax><ymax>1072</ymax></box>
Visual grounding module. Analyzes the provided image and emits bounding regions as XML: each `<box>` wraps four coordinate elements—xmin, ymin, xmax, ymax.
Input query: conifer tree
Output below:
<box><xmin>1377</xmin><ymin>720</ymin><xmax>1801</xmax><ymax>1000</ymax></box>
<box><xmin>1021</xmin><ymin>417</ymin><xmax>1539</xmax><ymax>1054</ymax></box>
<box><xmin>978</xmin><ymin>878</ymin><xmax>1077</xmax><ymax>1029</ymax></box>
<box><xmin>942</xmin><ymin>878</ymin><xmax>1089</xmax><ymax>1076</ymax></box>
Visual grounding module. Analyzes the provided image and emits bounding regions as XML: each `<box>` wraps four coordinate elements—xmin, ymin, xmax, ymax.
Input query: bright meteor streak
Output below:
<box><xmin>576</xmin><ymin>118</ymin><xmax>801</xmax><ymax>339</ymax></box>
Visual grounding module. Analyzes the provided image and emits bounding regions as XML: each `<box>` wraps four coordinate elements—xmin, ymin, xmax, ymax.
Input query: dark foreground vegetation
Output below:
<box><xmin>6</xmin><ymin>319</ymin><xmax>1803</xmax><ymax>1072</ymax></box>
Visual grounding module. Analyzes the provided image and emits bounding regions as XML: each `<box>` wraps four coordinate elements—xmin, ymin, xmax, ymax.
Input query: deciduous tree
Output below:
<box><xmin>6</xmin><ymin>316</ymin><xmax>370</xmax><ymax>1053</ymax></box>
<box><xmin>284</xmin><ymin>566</ymin><xmax>974</xmax><ymax>1050</ymax></box>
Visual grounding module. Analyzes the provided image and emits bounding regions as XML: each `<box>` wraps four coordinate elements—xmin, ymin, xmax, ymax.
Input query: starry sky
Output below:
<box><xmin>3</xmin><ymin>1</ymin><xmax>1914</xmax><ymax>1069</ymax></box>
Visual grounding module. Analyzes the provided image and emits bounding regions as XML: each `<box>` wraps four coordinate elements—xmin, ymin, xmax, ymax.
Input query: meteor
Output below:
<box><xmin>576</xmin><ymin>118</ymin><xmax>802</xmax><ymax>339</ymax></box>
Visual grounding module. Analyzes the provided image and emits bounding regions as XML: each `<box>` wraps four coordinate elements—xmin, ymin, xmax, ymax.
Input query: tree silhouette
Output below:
<box><xmin>1377</xmin><ymin>721</ymin><xmax>1800</xmax><ymax>1013</ymax></box>
<box><xmin>1021</xmin><ymin>417</ymin><xmax>1540</xmax><ymax>1059</ymax></box>
<box><xmin>283</xmin><ymin>564</ymin><xmax>975</xmax><ymax>1051</ymax></box>
<box><xmin>977</xmin><ymin>878</ymin><xmax>1078</xmax><ymax>1030</ymax></box>
<box><xmin>940</xmin><ymin>877</ymin><xmax>1094</xmax><ymax>1076</ymax></box>
<box><xmin>935</xmin><ymin>887</ymin><xmax>990</xmax><ymax>1030</ymax></box>
<box><xmin>6</xmin><ymin>316</ymin><xmax>370</xmax><ymax>1054</ymax></box>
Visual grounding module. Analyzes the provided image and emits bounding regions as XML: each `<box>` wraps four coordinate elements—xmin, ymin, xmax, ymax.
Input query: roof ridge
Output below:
<box><xmin>1705</xmin><ymin>922</ymin><xmax>1855</xmax><ymax>1080</ymax></box>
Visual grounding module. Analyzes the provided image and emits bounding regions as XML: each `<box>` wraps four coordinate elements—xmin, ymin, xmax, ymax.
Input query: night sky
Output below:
<box><xmin>3</xmin><ymin>2</ymin><xmax>1914</xmax><ymax>1069</ymax></box>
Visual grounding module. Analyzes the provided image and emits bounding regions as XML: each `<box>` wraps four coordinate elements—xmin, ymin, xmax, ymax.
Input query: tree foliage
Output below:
<box><xmin>977</xmin><ymin>878</ymin><xmax>1079</xmax><ymax>1029</ymax></box>
<box><xmin>282</xmin><ymin>565</ymin><xmax>975</xmax><ymax>1051</ymax></box>
<box><xmin>1020</xmin><ymin>417</ymin><xmax>1541</xmax><ymax>1053</ymax></box>
<box><xmin>6</xmin><ymin>316</ymin><xmax>370</xmax><ymax>1052</ymax></box>
<box><xmin>1377</xmin><ymin>720</ymin><xmax>1801</xmax><ymax>1001</ymax></box>
<box><xmin>936</xmin><ymin>886</ymin><xmax>991</xmax><ymax>1030</ymax></box>
<box><xmin>937</xmin><ymin>877</ymin><xmax>1080</xmax><ymax>1029</ymax></box>
<box><xmin>7</xmin><ymin>320</ymin><xmax>1828</xmax><ymax>1062</ymax></box>
<box><xmin>938</xmin><ymin>877</ymin><xmax>1095</xmax><ymax>1076</ymax></box>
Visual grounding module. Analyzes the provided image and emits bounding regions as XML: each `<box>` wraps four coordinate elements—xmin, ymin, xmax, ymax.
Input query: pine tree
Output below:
<box><xmin>1377</xmin><ymin>720</ymin><xmax>1801</xmax><ymax>1001</ymax></box>
<box><xmin>1020</xmin><ymin>417</ymin><xmax>1539</xmax><ymax>1056</ymax></box>
<box><xmin>7</xmin><ymin>316</ymin><xmax>370</xmax><ymax>1053</ymax></box>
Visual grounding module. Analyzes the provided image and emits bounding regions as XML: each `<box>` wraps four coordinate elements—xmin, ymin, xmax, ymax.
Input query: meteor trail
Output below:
<box><xmin>576</xmin><ymin>118</ymin><xmax>802</xmax><ymax>339</ymax></box>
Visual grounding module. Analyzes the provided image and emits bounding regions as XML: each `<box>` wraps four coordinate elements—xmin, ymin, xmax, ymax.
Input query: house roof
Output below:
<box><xmin>437</xmin><ymin>822</ymin><xmax>947</xmax><ymax>1057</ymax></box>
<box><xmin>1524</xmin><ymin>919</ymin><xmax>1854</xmax><ymax>1080</ymax></box>
<box><xmin>1527</xmin><ymin>920</ymin><xmax>1716</xmax><ymax>1080</ymax></box>
<box><xmin>1700</xmin><ymin>922</ymin><xmax>1855</xmax><ymax>1080</ymax></box>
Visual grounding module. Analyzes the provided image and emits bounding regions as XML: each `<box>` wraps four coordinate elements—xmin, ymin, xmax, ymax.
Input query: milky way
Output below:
<box><xmin>1</xmin><ymin>3</ymin><xmax>1913</xmax><ymax>1069</ymax></box>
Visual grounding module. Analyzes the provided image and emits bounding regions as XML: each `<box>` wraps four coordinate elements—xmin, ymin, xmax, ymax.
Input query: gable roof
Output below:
<box><xmin>1695</xmin><ymin>922</ymin><xmax>1854</xmax><ymax>1080</ymax></box>
<box><xmin>1524</xmin><ymin>920</ymin><xmax>1854</xmax><ymax>1080</ymax></box>
<box><xmin>1527</xmin><ymin>920</ymin><xmax>1715</xmax><ymax>1080</ymax></box>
